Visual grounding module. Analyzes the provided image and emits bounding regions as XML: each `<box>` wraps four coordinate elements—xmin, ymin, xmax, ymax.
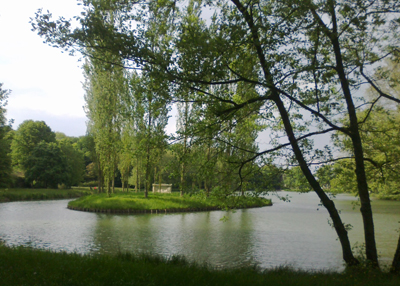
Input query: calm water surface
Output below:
<box><xmin>1</xmin><ymin>192</ymin><xmax>399</xmax><ymax>271</ymax></box>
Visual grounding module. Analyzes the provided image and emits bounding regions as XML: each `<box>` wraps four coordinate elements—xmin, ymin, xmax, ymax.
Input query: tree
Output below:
<box><xmin>130</xmin><ymin>71</ymin><xmax>169</xmax><ymax>198</ymax></box>
<box><xmin>11</xmin><ymin>120</ymin><xmax>56</xmax><ymax>171</ymax></box>
<box><xmin>24</xmin><ymin>142</ymin><xmax>68</xmax><ymax>188</ymax></box>
<box><xmin>58</xmin><ymin>139</ymin><xmax>86</xmax><ymax>187</ymax></box>
<box><xmin>75</xmin><ymin>134</ymin><xmax>99</xmax><ymax>185</ymax></box>
<box><xmin>118</xmin><ymin>123</ymin><xmax>134</xmax><ymax>192</ymax></box>
<box><xmin>0</xmin><ymin>83</ymin><xmax>12</xmax><ymax>187</ymax></box>
<box><xmin>83</xmin><ymin>54</ymin><xmax>125</xmax><ymax>195</ymax></box>
<box><xmin>315</xmin><ymin>165</ymin><xmax>335</xmax><ymax>191</ymax></box>
<box><xmin>254</xmin><ymin>163</ymin><xmax>284</xmax><ymax>191</ymax></box>
<box><xmin>284</xmin><ymin>167</ymin><xmax>311</xmax><ymax>192</ymax></box>
<box><xmin>32</xmin><ymin>0</ymin><xmax>400</xmax><ymax>268</ymax></box>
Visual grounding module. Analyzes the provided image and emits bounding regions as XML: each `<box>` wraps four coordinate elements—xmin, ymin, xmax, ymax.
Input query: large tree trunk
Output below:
<box><xmin>274</xmin><ymin>96</ymin><xmax>359</xmax><ymax>266</ymax></box>
<box><xmin>330</xmin><ymin>33</ymin><xmax>378</xmax><ymax>267</ymax></box>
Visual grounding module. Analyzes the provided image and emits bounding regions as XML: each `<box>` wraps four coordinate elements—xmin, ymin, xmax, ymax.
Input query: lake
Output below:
<box><xmin>1</xmin><ymin>191</ymin><xmax>399</xmax><ymax>271</ymax></box>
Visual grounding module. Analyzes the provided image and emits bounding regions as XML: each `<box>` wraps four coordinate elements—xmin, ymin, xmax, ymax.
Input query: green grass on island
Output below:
<box><xmin>0</xmin><ymin>188</ymin><xmax>92</xmax><ymax>203</ymax></box>
<box><xmin>1</xmin><ymin>245</ymin><xmax>399</xmax><ymax>286</ymax></box>
<box><xmin>67</xmin><ymin>191</ymin><xmax>272</xmax><ymax>213</ymax></box>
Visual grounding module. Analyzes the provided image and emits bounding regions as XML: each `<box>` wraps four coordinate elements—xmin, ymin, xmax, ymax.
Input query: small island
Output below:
<box><xmin>67</xmin><ymin>191</ymin><xmax>272</xmax><ymax>214</ymax></box>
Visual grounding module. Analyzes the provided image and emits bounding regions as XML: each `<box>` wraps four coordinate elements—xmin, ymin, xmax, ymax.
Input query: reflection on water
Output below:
<box><xmin>0</xmin><ymin>200</ymin><xmax>98</xmax><ymax>253</ymax></box>
<box><xmin>0</xmin><ymin>192</ymin><xmax>399</xmax><ymax>271</ymax></box>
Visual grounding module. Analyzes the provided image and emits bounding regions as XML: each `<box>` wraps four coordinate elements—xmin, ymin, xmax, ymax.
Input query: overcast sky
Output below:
<box><xmin>0</xmin><ymin>0</ymin><xmax>181</xmax><ymax>138</ymax></box>
<box><xmin>0</xmin><ymin>1</ymin><xmax>88</xmax><ymax>137</ymax></box>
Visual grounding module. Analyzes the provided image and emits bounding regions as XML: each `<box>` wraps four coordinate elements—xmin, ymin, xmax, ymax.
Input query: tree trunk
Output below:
<box><xmin>97</xmin><ymin>160</ymin><xmax>102</xmax><ymax>193</ymax></box>
<box><xmin>144</xmin><ymin>105</ymin><xmax>152</xmax><ymax>198</ymax></box>
<box><xmin>138</xmin><ymin>159</ymin><xmax>141</xmax><ymax>193</ymax></box>
<box><xmin>145</xmin><ymin>147</ymin><xmax>151</xmax><ymax>198</ymax></box>
<box><xmin>205</xmin><ymin>140</ymin><xmax>211</xmax><ymax>197</ymax></box>
<box><xmin>154</xmin><ymin>166</ymin><xmax>157</xmax><ymax>187</ymax></box>
<box><xmin>159</xmin><ymin>172</ymin><xmax>162</xmax><ymax>193</ymax></box>
<box><xmin>111</xmin><ymin>165</ymin><xmax>115</xmax><ymax>194</ymax></box>
<box><xmin>180</xmin><ymin>161</ymin><xmax>185</xmax><ymax>197</ymax></box>
<box><xmin>274</xmin><ymin>96</ymin><xmax>359</xmax><ymax>266</ymax></box>
<box><xmin>135</xmin><ymin>158</ymin><xmax>139</xmax><ymax>193</ymax></box>
<box><xmin>126</xmin><ymin>166</ymin><xmax>129</xmax><ymax>192</ymax></box>
<box><xmin>330</xmin><ymin>34</ymin><xmax>378</xmax><ymax>267</ymax></box>
<box><xmin>180</xmin><ymin>100</ymin><xmax>189</xmax><ymax>197</ymax></box>
<box><xmin>391</xmin><ymin>235</ymin><xmax>400</xmax><ymax>273</ymax></box>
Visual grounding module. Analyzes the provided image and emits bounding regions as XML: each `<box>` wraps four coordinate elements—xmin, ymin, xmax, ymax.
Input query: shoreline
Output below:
<box><xmin>0</xmin><ymin>188</ymin><xmax>92</xmax><ymax>203</ymax></box>
<box><xmin>67</xmin><ymin>203</ymin><xmax>270</xmax><ymax>214</ymax></box>
<box><xmin>67</xmin><ymin>192</ymin><xmax>272</xmax><ymax>214</ymax></box>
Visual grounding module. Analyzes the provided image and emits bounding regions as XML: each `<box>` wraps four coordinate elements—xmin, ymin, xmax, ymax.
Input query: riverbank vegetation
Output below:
<box><xmin>0</xmin><ymin>188</ymin><xmax>92</xmax><ymax>203</ymax></box>
<box><xmin>67</xmin><ymin>191</ymin><xmax>271</xmax><ymax>213</ymax></box>
<box><xmin>1</xmin><ymin>245</ymin><xmax>399</xmax><ymax>286</ymax></box>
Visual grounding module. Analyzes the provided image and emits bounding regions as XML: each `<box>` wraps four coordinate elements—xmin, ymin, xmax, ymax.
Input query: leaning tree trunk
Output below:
<box><xmin>274</xmin><ymin>96</ymin><xmax>359</xmax><ymax>266</ymax></box>
<box><xmin>330</xmin><ymin>35</ymin><xmax>379</xmax><ymax>267</ymax></box>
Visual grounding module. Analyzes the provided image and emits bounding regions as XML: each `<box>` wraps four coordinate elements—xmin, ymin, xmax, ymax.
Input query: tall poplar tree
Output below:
<box><xmin>82</xmin><ymin>1</ymin><xmax>128</xmax><ymax>195</ymax></box>
<box><xmin>130</xmin><ymin>71</ymin><xmax>169</xmax><ymax>198</ymax></box>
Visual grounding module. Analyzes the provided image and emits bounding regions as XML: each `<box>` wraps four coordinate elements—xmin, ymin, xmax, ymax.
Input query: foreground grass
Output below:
<box><xmin>1</xmin><ymin>245</ymin><xmax>399</xmax><ymax>286</ymax></box>
<box><xmin>68</xmin><ymin>191</ymin><xmax>271</xmax><ymax>213</ymax></box>
<box><xmin>0</xmin><ymin>188</ymin><xmax>92</xmax><ymax>203</ymax></box>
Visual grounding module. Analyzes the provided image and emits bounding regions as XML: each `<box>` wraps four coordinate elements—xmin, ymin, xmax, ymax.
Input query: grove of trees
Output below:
<box><xmin>9</xmin><ymin>120</ymin><xmax>86</xmax><ymax>188</ymax></box>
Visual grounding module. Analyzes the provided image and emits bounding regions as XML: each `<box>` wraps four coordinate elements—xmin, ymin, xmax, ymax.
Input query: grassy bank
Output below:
<box><xmin>68</xmin><ymin>191</ymin><xmax>271</xmax><ymax>213</ymax></box>
<box><xmin>0</xmin><ymin>188</ymin><xmax>92</xmax><ymax>203</ymax></box>
<box><xmin>1</xmin><ymin>245</ymin><xmax>399</xmax><ymax>286</ymax></box>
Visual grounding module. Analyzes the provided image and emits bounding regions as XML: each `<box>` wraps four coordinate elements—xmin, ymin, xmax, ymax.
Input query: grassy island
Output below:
<box><xmin>67</xmin><ymin>191</ymin><xmax>272</xmax><ymax>214</ymax></box>
<box><xmin>0</xmin><ymin>188</ymin><xmax>92</xmax><ymax>203</ymax></box>
<box><xmin>1</xmin><ymin>245</ymin><xmax>399</xmax><ymax>286</ymax></box>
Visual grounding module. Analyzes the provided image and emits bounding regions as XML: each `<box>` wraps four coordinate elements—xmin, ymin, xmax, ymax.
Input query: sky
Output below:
<box><xmin>0</xmin><ymin>0</ymin><xmax>88</xmax><ymax>137</ymax></box>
